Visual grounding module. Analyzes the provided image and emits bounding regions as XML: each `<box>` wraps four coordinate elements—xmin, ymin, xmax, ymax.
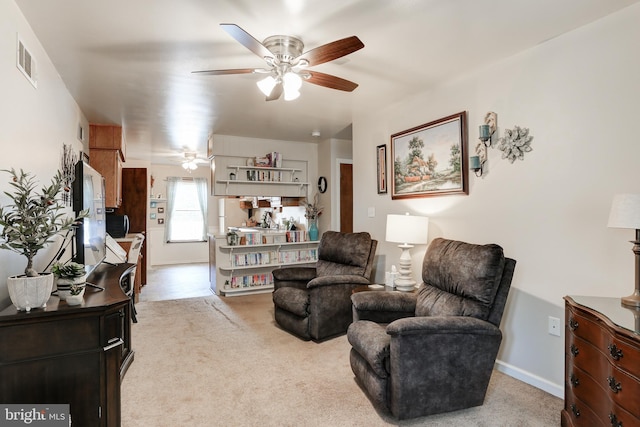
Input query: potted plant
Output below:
<box><xmin>51</xmin><ymin>261</ymin><xmax>86</xmax><ymax>300</ymax></box>
<box><xmin>65</xmin><ymin>281</ymin><xmax>85</xmax><ymax>306</ymax></box>
<box><xmin>0</xmin><ymin>168</ymin><xmax>87</xmax><ymax>312</ymax></box>
<box><xmin>301</xmin><ymin>193</ymin><xmax>323</xmax><ymax>241</ymax></box>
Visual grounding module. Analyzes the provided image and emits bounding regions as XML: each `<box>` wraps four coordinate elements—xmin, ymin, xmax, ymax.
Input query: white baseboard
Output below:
<box><xmin>495</xmin><ymin>360</ymin><xmax>563</xmax><ymax>398</ymax></box>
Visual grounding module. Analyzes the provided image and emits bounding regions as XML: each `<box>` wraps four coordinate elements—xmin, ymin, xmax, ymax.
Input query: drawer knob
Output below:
<box><xmin>570</xmin><ymin>373</ymin><xmax>580</xmax><ymax>387</ymax></box>
<box><xmin>609</xmin><ymin>413</ymin><xmax>622</xmax><ymax>427</ymax></box>
<box><xmin>570</xmin><ymin>344</ymin><xmax>579</xmax><ymax>357</ymax></box>
<box><xmin>569</xmin><ymin>318</ymin><xmax>579</xmax><ymax>330</ymax></box>
<box><xmin>608</xmin><ymin>344</ymin><xmax>623</xmax><ymax>361</ymax></box>
<box><xmin>570</xmin><ymin>404</ymin><xmax>580</xmax><ymax>417</ymax></box>
<box><xmin>607</xmin><ymin>376</ymin><xmax>622</xmax><ymax>394</ymax></box>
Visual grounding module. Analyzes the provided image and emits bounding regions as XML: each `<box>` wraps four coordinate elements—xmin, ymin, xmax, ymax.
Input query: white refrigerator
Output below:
<box><xmin>217</xmin><ymin>198</ymin><xmax>248</xmax><ymax>233</ymax></box>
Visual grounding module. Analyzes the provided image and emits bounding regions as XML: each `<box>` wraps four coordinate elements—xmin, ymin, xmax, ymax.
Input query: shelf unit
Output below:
<box><xmin>214</xmin><ymin>239</ymin><xmax>319</xmax><ymax>297</ymax></box>
<box><xmin>213</xmin><ymin>155</ymin><xmax>309</xmax><ymax>197</ymax></box>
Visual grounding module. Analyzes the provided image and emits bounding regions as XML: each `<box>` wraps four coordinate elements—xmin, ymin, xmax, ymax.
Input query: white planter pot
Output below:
<box><xmin>65</xmin><ymin>288</ymin><xmax>85</xmax><ymax>306</ymax></box>
<box><xmin>7</xmin><ymin>273</ymin><xmax>54</xmax><ymax>312</ymax></box>
<box><xmin>55</xmin><ymin>275</ymin><xmax>87</xmax><ymax>300</ymax></box>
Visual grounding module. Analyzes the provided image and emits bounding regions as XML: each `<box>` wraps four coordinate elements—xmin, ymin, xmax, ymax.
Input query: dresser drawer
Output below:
<box><xmin>567</xmin><ymin>304</ymin><xmax>640</xmax><ymax>380</ymax></box>
<box><xmin>0</xmin><ymin>316</ymin><xmax>100</xmax><ymax>363</ymax></box>
<box><xmin>568</xmin><ymin>363</ymin><xmax>640</xmax><ymax>424</ymax></box>
<box><xmin>566</xmin><ymin>334</ymin><xmax>609</xmax><ymax>379</ymax></box>
<box><xmin>563</xmin><ymin>385</ymin><xmax>602</xmax><ymax>427</ymax></box>
<box><xmin>607</xmin><ymin>335</ymin><xmax>640</xmax><ymax>381</ymax></box>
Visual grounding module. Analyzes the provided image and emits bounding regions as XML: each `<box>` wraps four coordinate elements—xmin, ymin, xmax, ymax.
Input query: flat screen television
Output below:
<box><xmin>72</xmin><ymin>160</ymin><xmax>107</xmax><ymax>277</ymax></box>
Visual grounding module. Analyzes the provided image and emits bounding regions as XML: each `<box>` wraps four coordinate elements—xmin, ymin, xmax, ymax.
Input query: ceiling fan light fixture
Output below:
<box><xmin>283</xmin><ymin>88</ymin><xmax>300</xmax><ymax>101</ymax></box>
<box><xmin>257</xmin><ymin>75</ymin><xmax>278</xmax><ymax>96</ymax></box>
<box><xmin>182</xmin><ymin>160</ymin><xmax>198</xmax><ymax>171</ymax></box>
<box><xmin>283</xmin><ymin>71</ymin><xmax>302</xmax><ymax>91</ymax></box>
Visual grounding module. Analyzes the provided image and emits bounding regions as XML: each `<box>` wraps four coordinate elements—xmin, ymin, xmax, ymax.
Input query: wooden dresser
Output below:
<box><xmin>563</xmin><ymin>296</ymin><xmax>640</xmax><ymax>426</ymax></box>
<box><xmin>0</xmin><ymin>263</ymin><xmax>135</xmax><ymax>427</ymax></box>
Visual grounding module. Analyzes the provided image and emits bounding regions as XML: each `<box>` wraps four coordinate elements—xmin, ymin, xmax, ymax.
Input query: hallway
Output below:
<box><xmin>139</xmin><ymin>263</ymin><xmax>214</xmax><ymax>302</ymax></box>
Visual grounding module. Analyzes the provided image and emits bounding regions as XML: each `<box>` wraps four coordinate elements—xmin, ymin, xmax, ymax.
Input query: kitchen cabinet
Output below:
<box><xmin>90</xmin><ymin>148</ymin><xmax>122</xmax><ymax>208</ymax></box>
<box><xmin>89</xmin><ymin>124</ymin><xmax>126</xmax><ymax>208</ymax></box>
<box><xmin>90</xmin><ymin>124</ymin><xmax>125</xmax><ymax>161</ymax></box>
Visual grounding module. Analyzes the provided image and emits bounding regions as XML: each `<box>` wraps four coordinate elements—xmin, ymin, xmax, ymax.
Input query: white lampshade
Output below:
<box><xmin>608</xmin><ymin>194</ymin><xmax>640</xmax><ymax>229</ymax></box>
<box><xmin>386</xmin><ymin>213</ymin><xmax>429</xmax><ymax>245</ymax></box>
<box><xmin>256</xmin><ymin>75</ymin><xmax>277</xmax><ymax>97</ymax></box>
<box><xmin>283</xmin><ymin>71</ymin><xmax>302</xmax><ymax>91</ymax></box>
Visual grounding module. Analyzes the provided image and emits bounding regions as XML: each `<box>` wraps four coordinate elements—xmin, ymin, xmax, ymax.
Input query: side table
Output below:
<box><xmin>352</xmin><ymin>284</ymin><xmax>416</xmax><ymax>294</ymax></box>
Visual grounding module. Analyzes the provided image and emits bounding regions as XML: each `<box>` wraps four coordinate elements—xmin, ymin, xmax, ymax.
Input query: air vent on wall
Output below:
<box><xmin>16</xmin><ymin>34</ymin><xmax>37</xmax><ymax>88</ymax></box>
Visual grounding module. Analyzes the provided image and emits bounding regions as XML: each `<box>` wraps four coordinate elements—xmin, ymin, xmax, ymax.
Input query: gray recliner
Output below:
<box><xmin>347</xmin><ymin>237</ymin><xmax>516</xmax><ymax>419</ymax></box>
<box><xmin>272</xmin><ymin>231</ymin><xmax>377</xmax><ymax>341</ymax></box>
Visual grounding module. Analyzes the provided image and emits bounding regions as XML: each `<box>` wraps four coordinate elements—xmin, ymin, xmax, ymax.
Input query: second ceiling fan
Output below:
<box><xmin>193</xmin><ymin>24</ymin><xmax>365</xmax><ymax>101</ymax></box>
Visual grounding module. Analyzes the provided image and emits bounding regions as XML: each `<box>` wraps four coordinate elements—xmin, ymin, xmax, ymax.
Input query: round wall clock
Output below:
<box><xmin>317</xmin><ymin>176</ymin><xmax>327</xmax><ymax>193</ymax></box>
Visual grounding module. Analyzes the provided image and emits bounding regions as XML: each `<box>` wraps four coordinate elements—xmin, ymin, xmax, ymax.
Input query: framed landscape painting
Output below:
<box><xmin>390</xmin><ymin>111</ymin><xmax>468</xmax><ymax>199</ymax></box>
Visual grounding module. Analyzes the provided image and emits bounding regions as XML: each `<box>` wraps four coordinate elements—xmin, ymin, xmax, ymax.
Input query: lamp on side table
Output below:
<box><xmin>385</xmin><ymin>213</ymin><xmax>429</xmax><ymax>292</ymax></box>
<box><xmin>608</xmin><ymin>194</ymin><xmax>640</xmax><ymax>307</ymax></box>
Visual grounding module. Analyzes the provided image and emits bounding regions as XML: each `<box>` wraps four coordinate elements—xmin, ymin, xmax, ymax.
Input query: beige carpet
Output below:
<box><xmin>121</xmin><ymin>294</ymin><xmax>562</xmax><ymax>426</ymax></box>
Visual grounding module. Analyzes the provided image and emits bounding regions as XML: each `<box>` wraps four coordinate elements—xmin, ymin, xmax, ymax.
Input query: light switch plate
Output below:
<box><xmin>367</xmin><ymin>207</ymin><xmax>375</xmax><ymax>217</ymax></box>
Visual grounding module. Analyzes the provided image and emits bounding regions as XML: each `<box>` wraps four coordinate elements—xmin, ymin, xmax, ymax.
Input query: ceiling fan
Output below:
<box><xmin>180</xmin><ymin>152</ymin><xmax>208</xmax><ymax>171</ymax></box>
<box><xmin>192</xmin><ymin>24</ymin><xmax>364</xmax><ymax>101</ymax></box>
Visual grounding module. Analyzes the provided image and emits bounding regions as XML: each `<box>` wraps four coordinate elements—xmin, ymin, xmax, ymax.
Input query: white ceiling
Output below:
<box><xmin>15</xmin><ymin>0</ymin><xmax>640</xmax><ymax>165</ymax></box>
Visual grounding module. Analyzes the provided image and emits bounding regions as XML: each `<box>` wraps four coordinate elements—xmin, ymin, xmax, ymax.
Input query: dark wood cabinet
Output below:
<box><xmin>0</xmin><ymin>263</ymin><xmax>135</xmax><ymax>427</ymax></box>
<box><xmin>562</xmin><ymin>296</ymin><xmax>640</xmax><ymax>426</ymax></box>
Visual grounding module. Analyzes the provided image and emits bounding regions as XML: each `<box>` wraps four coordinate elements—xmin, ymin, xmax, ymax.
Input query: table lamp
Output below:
<box><xmin>386</xmin><ymin>213</ymin><xmax>429</xmax><ymax>292</ymax></box>
<box><xmin>608</xmin><ymin>194</ymin><xmax>640</xmax><ymax>307</ymax></box>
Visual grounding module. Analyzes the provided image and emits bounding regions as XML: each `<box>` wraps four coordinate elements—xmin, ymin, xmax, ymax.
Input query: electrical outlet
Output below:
<box><xmin>548</xmin><ymin>316</ymin><xmax>561</xmax><ymax>336</ymax></box>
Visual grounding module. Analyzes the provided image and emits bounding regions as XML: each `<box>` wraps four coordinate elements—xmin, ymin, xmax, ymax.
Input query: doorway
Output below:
<box><xmin>339</xmin><ymin>162</ymin><xmax>353</xmax><ymax>233</ymax></box>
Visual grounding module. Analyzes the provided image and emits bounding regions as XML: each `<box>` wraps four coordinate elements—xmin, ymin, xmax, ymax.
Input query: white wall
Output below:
<box><xmin>352</xmin><ymin>4</ymin><xmax>640</xmax><ymax>396</ymax></box>
<box><xmin>0</xmin><ymin>1</ymin><xmax>87</xmax><ymax>306</ymax></box>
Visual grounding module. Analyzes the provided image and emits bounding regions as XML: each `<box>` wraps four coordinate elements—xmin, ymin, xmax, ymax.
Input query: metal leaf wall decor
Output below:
<box><xmin>497</xmin><ymin>126</ymin><xmax>533</xmax><ymax>163</ymax></box>
<box><xmin>60</xmin><ymin>143</ymin><xmax>78</xmax><ymax>206</ymax></box>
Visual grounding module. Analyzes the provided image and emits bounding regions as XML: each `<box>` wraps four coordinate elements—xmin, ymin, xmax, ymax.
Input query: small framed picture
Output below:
<box><xmin>158</xmin><ymin>218</ymin><xmax>165</xmax><ymax>225</ymax></box>
<box><xmin>150</xmin><ymin>213</ymin><xmax>156</xmax><ymax>219</ymax></box>
<box><xmin>150</xmin><ymin>201</ymin><xmax>157</xmax><ymax>208</ymax></box>
<box><xmin>376</xmin><ymin>144</ymin><xmax>387</xmax><ymax>194</ymax></box>
<box><xmin>157</xmin><ymin>207</ymin><xmax>164</xmax><ymax>213</ymax></box>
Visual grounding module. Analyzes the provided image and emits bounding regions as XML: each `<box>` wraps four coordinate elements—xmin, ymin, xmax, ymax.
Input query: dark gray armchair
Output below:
<box><xmin>347</xmin><ymin>238</ymin><xmax>516</xmax><ymax>419</ymax></box>
<box><xmin>272</xmin><ymin>231</ymin><xmax>377</xmax><ymax>341</ymax></box>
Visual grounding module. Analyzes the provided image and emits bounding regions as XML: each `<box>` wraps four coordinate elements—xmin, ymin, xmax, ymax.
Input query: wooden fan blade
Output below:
<box><xmin>266</xmin><ymin>83</ymin><xmax>283</xmax><ymax>101</ymax></box>
<box><xmin>220</xmin><ymin>23</ymin><xmax>274</xmax><ymax>60</ymax></box>
<box><xmin>298</xmin><ymin>36</ymin><xmax>364</xmax><ymax>67</ymax></box>
<box><xmin>191</xmin><ymin>68</ymin><xmax>256</xmax><ymax>76</ymax></box>
<box><xmin>306</xmin><ymin>71</ymin><xmax>359</xmax><ymax>92</ymax></box>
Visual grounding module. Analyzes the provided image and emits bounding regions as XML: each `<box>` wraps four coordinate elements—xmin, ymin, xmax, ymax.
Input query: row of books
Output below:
<box><xmin>243</xmin><ymin>232</ymin><xmax>263</xmax><ymax>246</ymax></box>
<box><xmin>279</xmin><ymin>249</ymin><xmax>318</xmax><ymax>264</ymax></box>
<box><xmin>231</xmin><ymin>251</ymin><xmax>277</xmax><ymax>267</ymax></box>
<box><xmin>225</xmin><ymin>273</ymin><xmax>274</xmax><ymax>289</ymax></box>
<box><xmin>286</xmin><ymin>230</ymin><xmax>308</xmax><ymax>242</ymax></box>
<box><xmin>246</xmin><ymin>170</ymin><xmax>285</xmax><ymax>182</ymax></box>
<box><xmin>229</xmin><ymin>249</ymin><xmax>318</xmax><ymax>267</ymax></box>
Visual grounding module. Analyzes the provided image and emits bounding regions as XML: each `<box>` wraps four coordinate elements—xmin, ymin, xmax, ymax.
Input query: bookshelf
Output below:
<box><xmin>213</xmin><ymin>155</ymin><xmax>309</xmax><ymax>197</ymax></box>
<box><xmin>214</xmin><ymin>238</ymin><xmax>319</xmax><ymax>297</ymax></box>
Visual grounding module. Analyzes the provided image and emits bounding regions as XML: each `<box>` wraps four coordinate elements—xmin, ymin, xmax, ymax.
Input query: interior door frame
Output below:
<box><xmin>333</xmin><ymin>158</ymin><xmax>353</xmax><ymax>231</ymax></box>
